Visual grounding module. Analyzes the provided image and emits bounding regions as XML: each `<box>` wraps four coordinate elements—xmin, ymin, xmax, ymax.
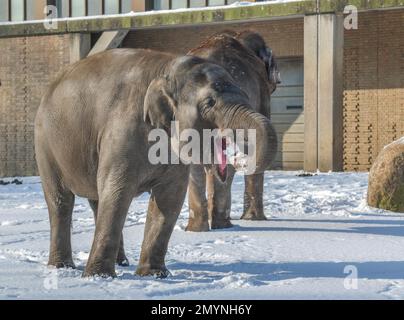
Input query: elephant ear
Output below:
<box><xmin>144</xmin><ymin>77</ymin><xmax>176</xmax><ymax>130</ymax></box>
<box><xmin>259</xmin><ymin>47</ymin><xmax>281</xmax><ymax>85</ymax></box>
<box><xmin>258</xmin><ymin>47</ymin><xmax>273</xmax><ymax>79</ymax></box>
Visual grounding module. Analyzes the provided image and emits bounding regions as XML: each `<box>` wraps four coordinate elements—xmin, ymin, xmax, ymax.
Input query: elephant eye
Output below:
<box><xmin>204</xmin><ymin>97</ymin><xmax>216</xmax><ymax>108</ymax></box>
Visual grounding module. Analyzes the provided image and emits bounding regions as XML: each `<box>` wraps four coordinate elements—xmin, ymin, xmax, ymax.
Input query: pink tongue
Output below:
<box><xmin>215</xmin><ymin>138</ymin><xmax>227</xmax><ymax>176</ymax></box>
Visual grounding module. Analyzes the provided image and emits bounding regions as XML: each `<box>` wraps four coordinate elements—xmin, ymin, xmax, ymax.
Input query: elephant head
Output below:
<box><xmin>144</xmin><ymin>55</ymin><xmax>277</xmax><ymax>182</ymax></box>
<box><xmin>235</xmin><ymin>31</ymin><xmax>282</xmax><ymax>93</ymax></box>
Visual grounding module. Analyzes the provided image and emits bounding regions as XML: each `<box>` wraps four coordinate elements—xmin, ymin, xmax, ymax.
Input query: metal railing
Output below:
<box><xmin>66</xmin><ymin>0</ymin><xmax>124</xmax><ymax>17</ymax></box>
<box><xmin>1</xmin><ymin>0</ymin><xmax>248</xmax><ymax>22</ymax></box>
<box><xmin>164</xmin><ymin>1</ymin><xmax>232</xmax><ymax>10</ymax></box>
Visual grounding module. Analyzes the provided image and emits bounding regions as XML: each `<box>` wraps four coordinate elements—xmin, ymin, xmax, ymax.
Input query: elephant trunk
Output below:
<box><xmin>220</xmin><ymin>105</ymin><xmax>278</xmax><ymax>174</ymax></box>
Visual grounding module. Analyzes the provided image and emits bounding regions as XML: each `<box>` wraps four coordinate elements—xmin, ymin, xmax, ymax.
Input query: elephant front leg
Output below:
<box><xmin>241</xmin><ymin>173</ymin><xmax>267</xmax><ymax>220</ymax></box>
<box><xmin>83</xmin><ymin>189</ymin><xmax>132</xmax><ymax>278</ymax></box>
<box><xmin>137</xmin><ymin>178</ymin><xmax>188</xmax><ymax>278</ymax></box>
<box><xmin>89</xmin><ymin>199</ymin><xmax>129</xmax><ymax>266</ymax></box>
<box><xmin>186</xmin><ymin>165</ymin><xmax>210</xmax><ymax>232</ymax></box>
<box><xmin>208</xmin><ymin>167</ymin><xmax>235</xmax><ymax>229</ymax></box>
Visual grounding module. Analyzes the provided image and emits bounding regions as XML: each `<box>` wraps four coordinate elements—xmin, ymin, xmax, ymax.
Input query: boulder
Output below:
<box><xmin>367</xmin><ymin>137</ymin><xmax>404</xmax><ymax>212</ymax></box>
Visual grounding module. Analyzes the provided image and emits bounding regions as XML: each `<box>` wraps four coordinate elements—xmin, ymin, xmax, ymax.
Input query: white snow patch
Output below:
<box><xmin>1</xmin><ymin>171</ymin><xmax>404</xmax><ymax>299</ymax></box>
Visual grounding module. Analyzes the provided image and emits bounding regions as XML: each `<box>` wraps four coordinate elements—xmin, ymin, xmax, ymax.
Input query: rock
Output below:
<box><xmin>11</xmin><ymin>179</ymin><xmax>23</xmax><ymax>185</ymax></box>
<box><xmin>0</xmin><ymin>179</ymin><xmax>23</xmax><ymax>186</ymax></box>
<box><xmin>367</xmin><ymin>137</ymin><xmax>404</xmax><ymax>212</ymax></box>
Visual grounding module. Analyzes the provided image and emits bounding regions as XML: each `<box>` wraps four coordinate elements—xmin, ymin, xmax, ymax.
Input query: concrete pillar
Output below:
<box><xmin>318</xmin><ymin>14</ymin><xmax>344</xmax><ymax>172</ymax></box>
<box><xmin>304</xmin><ymin>13</ymin><xmax>344</xmax><ymax>172</ymax></box>
<box><xmin>303</xmin><ymin>14</ymin><xmax>319</xmax><ymax>172</ymax></box>
<box><xmin>69</xmin><ymin>33</ymin><xmax>91</xmax><ymax>64</ymax></box>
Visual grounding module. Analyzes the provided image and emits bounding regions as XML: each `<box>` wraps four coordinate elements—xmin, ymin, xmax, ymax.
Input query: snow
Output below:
<box><xmin>1</xmin><ymin>171</ymin><xmax>404</xmax><ymax>299</ymax></box>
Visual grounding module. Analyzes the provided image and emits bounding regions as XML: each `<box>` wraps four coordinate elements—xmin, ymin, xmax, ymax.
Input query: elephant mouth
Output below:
<box><xmin>211</xmin><ymin>135</ymin><xmax>254</xmax><ymax>182</ymax></box>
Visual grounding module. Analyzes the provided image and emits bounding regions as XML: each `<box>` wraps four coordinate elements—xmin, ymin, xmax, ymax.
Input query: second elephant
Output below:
<box><xmin>186</xmin><ymin>31</ymin><xmax>281</xmax><ymax>231</ymax></box>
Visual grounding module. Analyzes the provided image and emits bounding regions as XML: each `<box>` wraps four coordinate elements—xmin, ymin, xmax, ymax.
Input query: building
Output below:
<box><xmin>0</xmin><ymin>0</ymin><xmax>403</xmax><ymax>177</ymax></box>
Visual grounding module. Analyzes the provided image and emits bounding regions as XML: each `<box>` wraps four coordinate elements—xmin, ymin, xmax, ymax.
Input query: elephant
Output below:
<box><xmin>34</xmin><ymin>48</ymin><xmax>278</xmax><ymax>278</ymax></box>
<box><xmin>185</xmin><ymin>31</ymin><xmax>281</xmax><ymax>231</ymax></box>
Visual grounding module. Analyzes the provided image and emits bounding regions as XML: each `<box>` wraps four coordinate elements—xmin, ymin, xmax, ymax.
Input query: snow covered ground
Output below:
<box><xmin>1</xmin><ymin>171</ymin><xmax>404</xmax><ymax>300</ymax></box>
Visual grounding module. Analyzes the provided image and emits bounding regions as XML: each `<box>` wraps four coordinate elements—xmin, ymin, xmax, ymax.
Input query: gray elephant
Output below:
<box><xmin>34</xmin><ymin>48</ymin><xmax>278</xmax><ymax>278</ymax></box>
<box><xmin>185</xmin><ymin>31</ymin><xmax>281</xmax><ymax>231</ymax></box>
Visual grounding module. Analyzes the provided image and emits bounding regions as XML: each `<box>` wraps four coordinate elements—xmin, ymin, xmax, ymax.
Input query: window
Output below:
<box><xmin>190</xmin><ymin>0</ymin><xmax>205</xmax><ymax>8</ymax></box>
<box><xmin>55</xmin><ymin>0</ymin><xmax>69</xmax><ymax>18</ymax></box>
<box><xmin>0</xmin><ymin>0</ymin><xmax>243</xmax><ymax>22</ymax></box>
<box><xmin>121</xmin><ymin>0</ymin><xmax>132</xmax><ymax>13</ymax></box>
<box><xmin>172</xmin><ymin>0</ymin><xmax>187</xmax><ymax>9</ymax></box>
<box><xmin>152</xmin><ymin>0</ymin><xmax>237</xmax><ymax>10</ymax></box>
<box><xmin>11</xmin><ymin>0</ymin><xmax>25</xmax><ymax>21</ymax></box>
<box><xmin>105</xmin><ymin>0</ymin><xmax>119</xmax><ymax>14</ymax></box>
<box><xmin>67</xmin><ymin>1</ymin><xmax>124</xmax><ymax>17</ymax></box>
<box><xmin>88</xmin><ymin>0</ymin><xmax>102</xmax><ymax>16</ymax></box>
<box><xmin>26</xmin><ymin>0</ymin><xmax>36</xmax><ymax>20</ymax></box>
<box><xmin>71</xmin><ymin>0</ymin><xmax>85</xmax><ymax>17</ymax></box>
<box><xmin>208</xmin><ymin>0</ymin><xmax>225</xmax><ymax>6</ymax></box>
<box><xmin>0</xmin><ymin>0</ymin><xmax>9</xmax><ymax>21</ymax></box>
<box><xmin>154</xmin><ymin>0</ymin><xmax>169</xmax><ymax>10</ymax></box>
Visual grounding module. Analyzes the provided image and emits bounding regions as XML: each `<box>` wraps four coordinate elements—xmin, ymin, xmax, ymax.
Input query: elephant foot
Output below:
<box><xmin>48</xmin><ymin>255</ymin><xmax>76</xmax><ymax>269</ymax></box>
<box><xmin>185</xmin><ymin>218</ymin><xmax>210</xmax><ymax>232</ymax></box>
<box><xmin>82</xmin><ymin>270</ymin><xmax>117</xmax><ymax>278</ymax></box>
<box><xmin>48</xmin><ymin>262</ymin><xmax>76</xmax><ymax>269</ymax></box>
<box><xmin>241</xmin><ymin>209</ymin><xmax>267</xmax><ymax>221</ymax></box>
<box><xmin>210</xmin><ymin>218</ymin><xmax>233</xmax><ymax>229</ymax></box>
<box><xmin>136</xmin><ymin>265</ymin><xmax>171</xmax><ymax>279</ymax></box>
<box><xmin>83</xmin><ymin>261</ymin><xmax>116</xmax><ymax>278</ymax></box>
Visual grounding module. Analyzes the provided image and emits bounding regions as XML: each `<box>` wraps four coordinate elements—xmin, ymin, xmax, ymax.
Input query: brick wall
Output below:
<box><xmin>343</xmin><ymin>10</ymin><xmax>404</xmax><ymax>171</ymax></box>
<box><xmin>123</xmin><ymin>18</ymin><xmax>304</xmax><ymax>57</ymax></box>
<box><xmin>0</xmin><ymin>35</ymin><xmax>70</xmax><ymax>177</ymax></box>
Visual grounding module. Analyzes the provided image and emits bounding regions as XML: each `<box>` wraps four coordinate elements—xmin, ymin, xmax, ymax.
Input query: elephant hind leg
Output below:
<box><xmin>40</xmin><ymin>170</ymin><xmax>76</xmax><ymax>269</ymax></box>
<box><xmin>88</xmin><ymin>199</ymin><xmax>129</xmax><ymax>267</ymax></box>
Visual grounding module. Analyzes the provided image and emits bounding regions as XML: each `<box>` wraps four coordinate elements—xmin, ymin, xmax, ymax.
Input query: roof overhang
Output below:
<box><xmin>0</xmin><ymin>0</ymin><xmax>403</xmax><ymax>38</ymax></box>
